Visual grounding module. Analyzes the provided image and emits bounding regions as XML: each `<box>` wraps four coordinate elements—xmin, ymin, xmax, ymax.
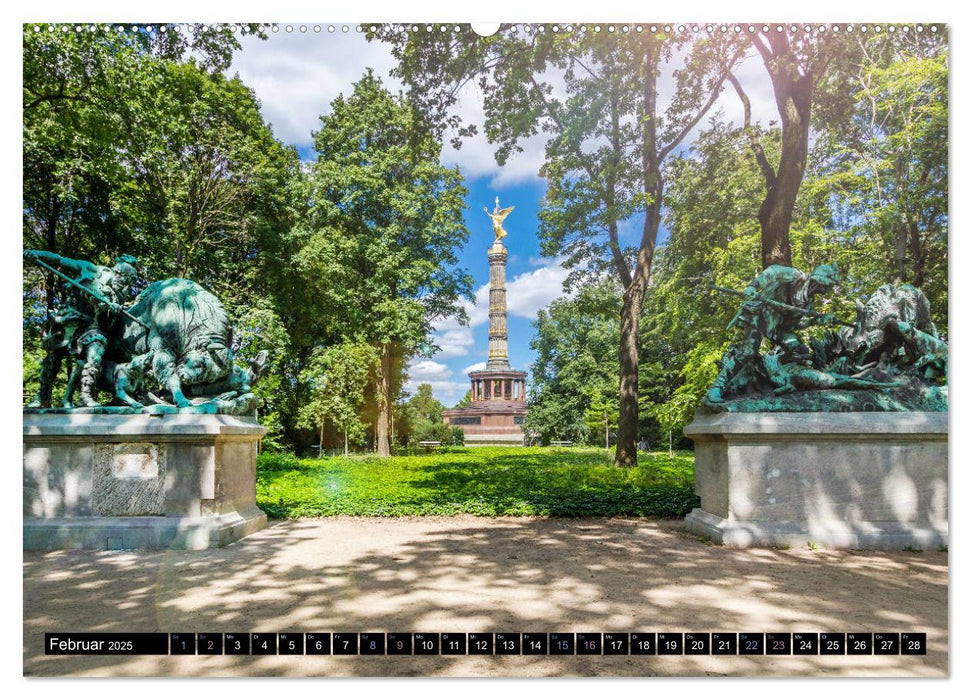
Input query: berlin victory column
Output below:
<box><xmin>443</xmin><ymin>198</ymin><xmax>528</xmax><ymax>445</ymax></box>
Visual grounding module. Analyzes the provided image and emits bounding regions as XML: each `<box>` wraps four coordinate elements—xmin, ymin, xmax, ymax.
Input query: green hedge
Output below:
<box><xmin>256</xmin><ymin>446</ymin><xmax>698</xmax><ymax>519</ymax></box>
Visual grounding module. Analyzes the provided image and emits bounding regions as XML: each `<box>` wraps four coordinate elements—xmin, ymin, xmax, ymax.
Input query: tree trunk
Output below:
<box><xmin>893</xmin><ymin>159</ymin><xmax>909</xmax><ymax>283</ymax></box>
<box><xmin>615</xmin><ymin>279</ymin><xmax>646</xmax><ymax>467</ymax></box>
<box><xmin>740</xmin><ymin>33</ymin><xmax>833</xmax><ymax>270</ymax></box>
<box><xmin>611</xmin><ymin>47</ymin><xmax>669</xmax><ymax>468</ymax></box>
<box><xmin>909</xmin><ymin>219</ymin><xmax>926</xmax><ymax>288</ymax></box>
<box><xmin>344</xmin><ymin>429</ymin><xmax>348</xmax><ymax>457</ymax></box>
<box><xmin>318</xmin><ymin>422</ymin><xmax>324</xmax><ymax>459</ymax></box>
<box><xmin>376</xmin><ymin>342</ymin><xmax>392</xmax><ymax>457</ymax></box>
<box><xmin>43</xmin><ymin>195</ymin><xmax>61</xmax><ymax>312</ymax></box>
<box><xmin>758</xmin><ymin>77</ymin><xmax>811</xmax><ymax>268</ymax></box>
<box><xmin>894</xmin><ymin>219</ymin><xmax>908</xmax><ymax>284</ymax></box>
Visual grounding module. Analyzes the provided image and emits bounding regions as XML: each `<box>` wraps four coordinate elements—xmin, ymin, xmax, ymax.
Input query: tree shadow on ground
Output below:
<box><xmin>23</xmin><ymin>517</ymin><xmax>947</xmax><ymax>677</ymax></box>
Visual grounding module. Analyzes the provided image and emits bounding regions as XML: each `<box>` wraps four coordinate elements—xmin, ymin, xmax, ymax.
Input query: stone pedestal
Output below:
<box><xmin>24</xmin><ymin>413</ymin><xmax>267</xmax><ymax>550</ymax></box>
<box><xmin>684</xmin><ymin>412</ymin><xmax>947</xmax><ymax>549</ymax></box>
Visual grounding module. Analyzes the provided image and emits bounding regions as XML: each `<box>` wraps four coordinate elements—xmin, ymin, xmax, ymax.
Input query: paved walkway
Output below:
<box><xmin>23</xmin><ymin>517</ymin><xmax>948</xmax><ymax>676</ymax></box>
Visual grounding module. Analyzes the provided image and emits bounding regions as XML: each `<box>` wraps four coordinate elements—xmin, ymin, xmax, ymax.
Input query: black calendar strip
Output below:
<box><xmin>45</xmin><ymin>632</ymin><xmax>928</xmax><ymax>656</ymax></box>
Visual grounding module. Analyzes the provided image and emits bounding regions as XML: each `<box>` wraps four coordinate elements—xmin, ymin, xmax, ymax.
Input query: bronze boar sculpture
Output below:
<box><xmin>702</xmin><ymin>264</ymin><xmax>947</xmax><ymax>413</ymax></box>
<box><xmin>24</xmin><ymin>250</ymin><xmax>268</xmax><ymax>416</ymax></box>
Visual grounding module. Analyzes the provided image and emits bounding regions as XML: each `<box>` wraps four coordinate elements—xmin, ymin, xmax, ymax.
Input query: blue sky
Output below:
<box><xmin>227</xmin><ymin>27</ymin><xmax>777</xmax><ymax>405</ymax></box>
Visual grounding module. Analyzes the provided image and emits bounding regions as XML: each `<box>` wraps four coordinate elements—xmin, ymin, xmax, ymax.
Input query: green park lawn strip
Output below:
<box><xmin>256</xmin><ymin>446</ymin><xmax>698</xmax><ymax>519</ymax></box>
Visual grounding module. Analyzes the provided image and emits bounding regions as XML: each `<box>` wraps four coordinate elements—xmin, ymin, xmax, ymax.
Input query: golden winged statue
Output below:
<box><xmin>484</xmin><ymin>196</ymin><xmax>515</xmax><ymax>241</ymax></box>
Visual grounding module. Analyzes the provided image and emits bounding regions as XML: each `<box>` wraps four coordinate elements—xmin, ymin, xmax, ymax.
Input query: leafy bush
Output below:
<box><xmin>407</xmin><ymin>418</ymin><xmax>458</xmax><ymax>447</ymax></box>
<box><xmin>257</xmin><ymin>451</ymin><xmax>303</xmax><ymax>471</ymax></box>
<box><xmin>256</xmin><ymin>446</ymin><xmax>697</xmax><ymax>518</ymax></box>
<box><xmin>448</xmin><ymin>426</ymin><xmax>464</xmax><ymax>446</ymax></box>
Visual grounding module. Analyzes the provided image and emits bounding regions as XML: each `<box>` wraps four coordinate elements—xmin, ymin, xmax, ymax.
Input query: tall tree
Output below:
<box><xmin>726</xmin><ymin>29</ymin><xmax>843</xmax><ymax>268</ymax></box>
<box><xmin>403</xmin><ymin>383</ymin><xmax>455</xmax><ymax>446</ymax></box>
<box><xmin>810</xmin><ymin>29</ymin><xmax>947</xmax><ymax>317</ymax></box>
<box><xmin>296</xmin><ymin>71</ymin><xmax>473</xmax><ymax>457</ymax></box>
<box><xmin>298</xmin><ymin>341</ymin><xmax>378</xmax><ymax>457</ymax></box>
<box><xmin>374</xmin><ymin>25</ymin><xmax>741</xmax><ymax>466</ymax></box>
<box><xmin>23</xmin><ymin>24</ymin><xmax>264</xmax><ymax>287</ymax></box>
<box><xmin>406</xmin><ymin>383</ymin><xmax>445</xmax><ymax>424</ymax></box>
<box><xmin>118</xmin><ymin>60</ymin><xmax>295</xmax><ymax>301</ymax></box>
<box><xmin>525</xmin><ymin>277</ymin><xmax>621</xmax><ymax>446</ymax></box>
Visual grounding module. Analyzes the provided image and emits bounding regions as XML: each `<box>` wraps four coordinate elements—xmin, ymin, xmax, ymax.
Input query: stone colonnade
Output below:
<box><xmin>470</xmin><ymin>377</ymin><xmax>527</xmax><ymax>403</ymax></box>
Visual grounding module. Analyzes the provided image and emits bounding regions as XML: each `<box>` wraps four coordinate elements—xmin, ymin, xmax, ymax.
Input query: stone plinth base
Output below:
<box><xmin>684</xmin><ymin>412</ymin><xmax>948</xmax><ymax>549</ymax></box>
<box><xmin>443</xmin><ymin>400</ymin><xmax>526</xmax><ymax>446</ymax></box>
<box><xmin>24</xmin><ymin>413</ymin><xmax>267</xmax><ymax>550</ymax></box>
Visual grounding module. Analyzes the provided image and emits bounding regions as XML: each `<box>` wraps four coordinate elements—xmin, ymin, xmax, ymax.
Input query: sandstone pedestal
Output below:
<box><xmin>683</xmin><ymin>412</ymin><xmax>947</xmax><ymax>549</ymax></box>
<box><xmin>24</xmin><ymin>413</ymin><xmax>267</xmax><ymax>550</ymax></box>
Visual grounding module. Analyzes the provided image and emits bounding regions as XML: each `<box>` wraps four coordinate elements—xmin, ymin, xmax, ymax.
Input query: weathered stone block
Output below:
<box><xmin>684</xmin><ymin>412</ymin><xmax>947</xmax><ymax>549</ymax></box>
<box><xmin>24</xmin><ymin>413</ymin><xmax>267</xmax><ymax>550</ymax></box>
<box><xmin>92</xmin><ymin>442</ymin><xmax>166</xmax><ymax>516</ymax></box>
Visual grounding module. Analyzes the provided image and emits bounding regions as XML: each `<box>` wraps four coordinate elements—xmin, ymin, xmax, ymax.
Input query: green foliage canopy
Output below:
<box><xmin>298</xmin><ymin>341</ymin><xmax>379</xmax><ymax>456</ymax></box>
<box><xmin>372</xmin><ymin>25</ymin><xmax>743</xmax><ymax>465</ymax></box>
<box><xmin>292</xmin><ymin>70</ymin><xmax>474</xmax><ymax>455</ymax></box>
<box><xmin>525</xmin><ymin>277</ymin><xmax>621</xmax><ymax>445</ymax></box>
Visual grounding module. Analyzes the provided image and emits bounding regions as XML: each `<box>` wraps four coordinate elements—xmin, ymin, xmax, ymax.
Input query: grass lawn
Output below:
<box><xmin>256</xmin><ymin>446</ymin><xmax>697</xmax><ymax>519</ymax></box>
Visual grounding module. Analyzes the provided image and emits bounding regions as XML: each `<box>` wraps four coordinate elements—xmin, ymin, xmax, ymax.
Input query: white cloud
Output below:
<box><xmin>428</xmin><ymin>284</ymin><xmax>489</xmax><ymax>359</ymax></box>
<box><xmin>404</xmin><ymin>358</ymin><xmax>469</xmax><ymax>404</ymax></box>
<box><xmin>506</xmin><ymin>261</ymin><xmax>571</xmax><ymax>319</ymax></box>
<box><xmin>465</xmin><ymin>284</ymin><xmax>491</xmax><ymax>326</ymax></box>
<box><xmin>719</xmin><ymin>51</ymin><xmax>780</xmax><ymax>129</ymax></box>
<box><xmin>461</xmin><ymin>361</ymin><xmax>487</xmax><ymax>374</ymax></box>
<box><xmin>429</xmin><ymin>328</ymin><xmax>475</xmax><ymax>359</ymax></box>
<box><xmin>429</xmin><ymin>257</ymin><xmax>570</xmax><ymax>361</ymax></box>
<box><xmin>439</xmin><ymin>81</ymin><xmax>547</xmax><ymax>187</ymax></box>
<box><xmin>407</xmin><ymin>359</ymin><xmax>452</xmax><ymax>383</ymax></box>
<box><xmin>668</xmin><ymin>49</ymin><xmax>780</xmax><ymax>152</ymax></box>
<box><xmin>228</xmin><ymin>32</ymin><xmax>400</xmax><ymax>149</ymax></box>
<box><xmin>230</xmin><ymin>34</ymin><xmax>545</xmax><ymax>183</ymax></box>
<box><xmin>403</xmin><ymin>358</ymin><xmax>468</xmax><ymax>404</ymax></box>
<box><xmin>434</xmin><ymin>284</ymin><xmax>490</xmax><ymax>333</ymax></box>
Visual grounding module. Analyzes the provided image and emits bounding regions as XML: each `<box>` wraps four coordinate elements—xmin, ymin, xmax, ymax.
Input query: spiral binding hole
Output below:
<box><xmin>25</xmin><ymin>22</ymin><xmax>940</xmax><ymax>40</ymax></box>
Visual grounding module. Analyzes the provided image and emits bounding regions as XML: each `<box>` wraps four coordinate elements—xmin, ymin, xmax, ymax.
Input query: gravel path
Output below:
<box><xmin>23</xmin><ymin>516</ymin><xmax>948</xmax><ymax>677</ymax></box>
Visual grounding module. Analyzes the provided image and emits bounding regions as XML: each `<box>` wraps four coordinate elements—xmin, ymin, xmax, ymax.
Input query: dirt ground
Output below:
<box><xmin>23</xmin><ymin>516</ymin><xmax>948</xmax><ymax>677</ymax></box>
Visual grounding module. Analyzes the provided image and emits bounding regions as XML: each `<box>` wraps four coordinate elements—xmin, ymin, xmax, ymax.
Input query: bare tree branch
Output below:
<box><xmin>750</xmin><ymin>32</ymin><xmax>774</xmax><ymax>64</ymax></box>
<box><xmin>658</xmin><ymin>50</ymin><xmax>742</xmax><ymax>162</ymax></box>
<box><xmin>726</xmin><ymin>72</ymin><xmax>777</xmax><ymax>188</ymax></box>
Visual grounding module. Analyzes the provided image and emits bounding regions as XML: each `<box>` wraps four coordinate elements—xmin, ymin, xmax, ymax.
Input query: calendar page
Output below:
<box><xmin>21</xmin><ymin>12</ymin><xmax>949</xmax><ymax>682</ymax></box>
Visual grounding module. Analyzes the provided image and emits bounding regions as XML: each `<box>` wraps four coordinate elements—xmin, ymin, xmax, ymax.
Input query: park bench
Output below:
<box><xmin>550</xmin><ymin>440</ymin><xmax>573</xmax><ymax>447</ymax></box>
<box><xmin>418</xmin><ymin>441</ymin><xmax>442</xmax><ymax>450</ymax></box>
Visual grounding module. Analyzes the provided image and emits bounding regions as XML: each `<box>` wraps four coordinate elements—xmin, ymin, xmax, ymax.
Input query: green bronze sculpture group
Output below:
<box><xmin>703</xmin><ymin>263</ymin><xmax>947</xmax><ymax>412</ymax></box>
<box><xmin>23</xmin><ymin>249</ymin><xmax>946</xmax><ymax>416</ymax></box>
<box><xmin>25</xmin><ymin>250</ymin><xmax>268</xmax><ymax>416</ymax></box>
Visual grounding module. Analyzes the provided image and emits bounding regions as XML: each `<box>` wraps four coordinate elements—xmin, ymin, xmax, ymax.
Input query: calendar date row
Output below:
<box><xmin>46</xmin><ymin>632</ymin><xmax>927</xmax><ymax>656</ymax></box>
